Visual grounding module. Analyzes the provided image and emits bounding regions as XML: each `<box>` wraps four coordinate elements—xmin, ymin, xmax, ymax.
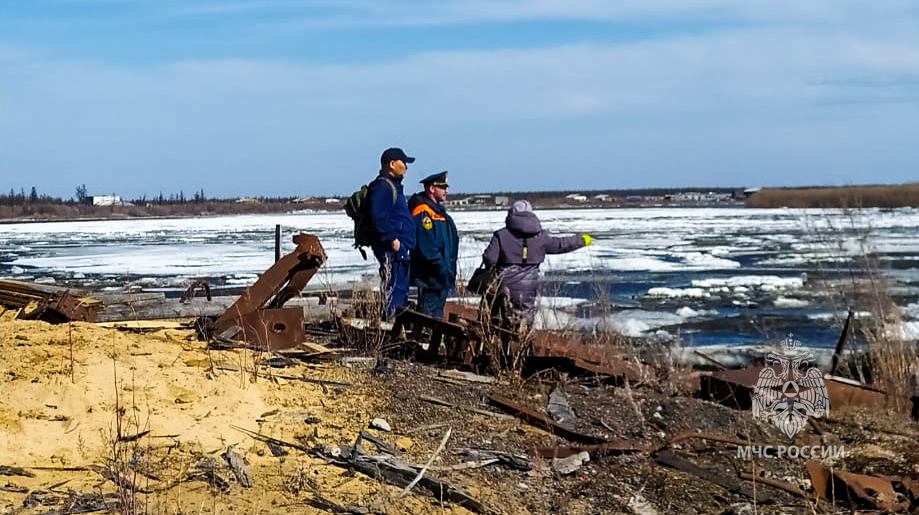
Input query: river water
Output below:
<box><xmin>2</xmin><ymin>207</ymin><xmax>918</xmax><ymax>348</ymax></box>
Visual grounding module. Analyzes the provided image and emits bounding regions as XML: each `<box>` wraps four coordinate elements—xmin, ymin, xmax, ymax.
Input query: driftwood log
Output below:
<box><xmin>311</xmin><ymin>443</ymin><xmax>496</xmax><ymax>514</ymax></box>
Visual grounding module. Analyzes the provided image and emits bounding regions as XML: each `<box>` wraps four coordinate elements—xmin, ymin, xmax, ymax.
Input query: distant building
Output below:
<box><xmin>445</xmin><ymin>194</ymin><xmax>508</xmax><ymax>208</ymax></box>
<box><xmin>87</xmin><ymin>195</ymin><xmax>123</xmax><ymax>206</ymax></box>
<box><xmin>666</xmin><ymin>191</ymin><xmax>734</xmax><ymax>203</ymax></box>
<box><xmin>565</xmin><ymin>194</ymin><xmax>587</xmax><ymax>202</ymax></box>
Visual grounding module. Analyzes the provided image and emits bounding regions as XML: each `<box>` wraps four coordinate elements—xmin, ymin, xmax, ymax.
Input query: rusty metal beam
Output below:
<box><xmin>214</xmin><ymin>234</ymin><xmax>326</xmax><ymax>351</ymax></box>
<box><xmin>488</xmin><ymin>393</ymin><xmax>607</xmax><ymax>444</ymax></box>
<box><xmin>829</xmin><ymin>309</ymin><xmax>854</xmax><ymax>375</ymax></box>
<box><xmin>536</xmin><ymin>439</ymin><xmax>646</xmax><ymax>458</ymax></box>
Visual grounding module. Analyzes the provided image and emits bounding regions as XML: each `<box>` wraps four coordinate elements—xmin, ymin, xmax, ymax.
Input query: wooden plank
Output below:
<box><xmin>96</xmin><ymin>320</ymin><xmax>191</xmax><ymax>329</ymax></box>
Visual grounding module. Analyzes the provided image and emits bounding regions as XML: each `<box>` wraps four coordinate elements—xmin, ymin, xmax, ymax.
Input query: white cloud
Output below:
<box><xmin>4</xmin><ymin>28</ymin><xmax>919</xmax><ymax>141</ymax></box>
<box><xmin>218</xmin><ymin>0</ymin><xmax>919</xmax><ymax>29</ymax></box>
<box><xmin>3</xmin><ymin>24</ymin><xmax>919</xmax><ymax>196</ymax></box>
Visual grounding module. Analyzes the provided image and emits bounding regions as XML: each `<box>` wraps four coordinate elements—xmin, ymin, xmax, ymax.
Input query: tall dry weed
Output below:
<box><xmin>801</xmin><ymin>207</ymin><xmax>917</xmax><ymax>408</ymax></box>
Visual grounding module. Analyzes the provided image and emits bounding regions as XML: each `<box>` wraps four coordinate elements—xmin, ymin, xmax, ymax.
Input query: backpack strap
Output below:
<box><xmin>375</xmin><ymin>176</ymin><xmax>398</xmax><ymax>205</ymax></box>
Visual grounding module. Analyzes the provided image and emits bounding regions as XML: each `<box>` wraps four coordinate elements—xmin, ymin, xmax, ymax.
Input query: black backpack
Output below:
<box><xmin>344</xmin><ymin>176</ymin><xmax>397</xmax><ymax>259</ymax></box>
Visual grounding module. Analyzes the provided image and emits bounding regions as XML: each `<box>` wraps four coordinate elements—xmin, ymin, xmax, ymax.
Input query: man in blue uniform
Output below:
<box><xmin>368</xmin><ymin>147</ymin><xmax>417</xmax><ymax>319</ymax></box>
<box><xmin>408</xmin><ymin>171</ymin><xmax>459</xmax><ymax>319</ymax></box>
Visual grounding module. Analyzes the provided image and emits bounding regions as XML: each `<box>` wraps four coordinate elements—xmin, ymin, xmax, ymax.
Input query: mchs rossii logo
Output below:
<box><xmin>752</xmin><ymin>333</ymin><xmax>830</xmax><ymax>438</ymax></box>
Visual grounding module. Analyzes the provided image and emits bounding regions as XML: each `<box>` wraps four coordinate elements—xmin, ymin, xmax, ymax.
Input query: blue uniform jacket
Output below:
<box><xmin>367</xmin><ymin>172</ymin><xmax>415</xmax><ymax>252</ymax></box>
<box><xmin>408</xmin><ymin>193</ymin><xmax>458</xmax><ymax>291</ymax></box>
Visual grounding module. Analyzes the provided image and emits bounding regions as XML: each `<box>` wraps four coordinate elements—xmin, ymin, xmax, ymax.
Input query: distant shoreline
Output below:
<box><xmin>3</xmin><ymin>181</ymin><xmax>919</xmax><ymax>224</ymax></box>
<box><xmin>0</xmin><ymin>202</ymin><xmax>748</xmax><ymax>225</ymax></box>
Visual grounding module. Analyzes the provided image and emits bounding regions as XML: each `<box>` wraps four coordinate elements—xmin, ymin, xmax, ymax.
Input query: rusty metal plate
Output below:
<box><xmin>232</xmin><ymin>307</ymin><xmax>306</xmax><ymax>351</ymax></box>
<box><xmin>700</xmin><ymin>366</ymin><xmax>762</xmax><ymax>410</ymax></box>
<box><xmin>48</xmin><ymin>291</ymin><xmax>100</xmax><ymax>322</ymax></box>
<box><xmin>443</xmin><ymin>301</ymin><xmax>480</xmax><ymax>323</ymax></box>
<box><xmin>530</xmin><ymin>330</ymin><xmax>646</xmax><ymax>383</ymax></box>
<box><xmin>807</xmin><ymin>459</ymin><xmax>904</xmax><ymax>510</ymax></box>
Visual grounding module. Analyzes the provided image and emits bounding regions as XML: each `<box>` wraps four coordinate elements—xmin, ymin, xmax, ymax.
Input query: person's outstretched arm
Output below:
<box><xmin>543</xmin><ymin>233</ymin><xmax>589</xmax><ymax>254</ymax></box>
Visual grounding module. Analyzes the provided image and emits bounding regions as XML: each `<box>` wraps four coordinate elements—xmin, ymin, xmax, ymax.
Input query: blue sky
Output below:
<box><xmin>2</xmin><ymin>0</ymin><xmax>919</xmax><ymax>199</ymax></box>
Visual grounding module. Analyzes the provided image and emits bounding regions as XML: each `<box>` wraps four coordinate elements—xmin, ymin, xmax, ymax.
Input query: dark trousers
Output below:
<box><xmin>417</xmin><ymin>287</ymin><xmax>448</xmax><ymax>319</ymax></box>
<box><xmin>373</xmin><ymin>247</ymin><xmax>411</xmax><ymax>320</ymax></box>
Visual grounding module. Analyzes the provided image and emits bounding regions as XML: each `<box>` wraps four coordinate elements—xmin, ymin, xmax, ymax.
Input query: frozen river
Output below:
<box><xmin>2</xmin><ymin>207</ymin><xmax>918</xmax><ymax>347</ymax></box>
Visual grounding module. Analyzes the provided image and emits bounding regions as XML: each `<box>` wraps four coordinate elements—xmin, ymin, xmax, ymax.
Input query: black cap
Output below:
<box><xmin>380</xmin><ymin>147</ymin><xmax>415</xmax><ymax>166</ymax></box>
<box><xmin>420</xmin><ymin>171</ymin><xmax>448</xmax><ymax>187</ymax></box>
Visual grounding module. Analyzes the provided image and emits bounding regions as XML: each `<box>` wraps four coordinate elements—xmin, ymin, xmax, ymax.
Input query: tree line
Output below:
<box><xmin>0</xmin><ymin>184</ymin><xmax>299</xmax><ymax>207</ymax></box>
<box><xmin>0</xmin><ymin>184</ymin><xmax>341</xmax><ymax>221</ymax></box>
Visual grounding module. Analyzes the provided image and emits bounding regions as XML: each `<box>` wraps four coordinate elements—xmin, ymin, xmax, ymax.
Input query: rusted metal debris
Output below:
<box><xmin>391</xmin><ymin>301</ymin><xmax>648</xmax><ymax>384</ymax></box>
<box><xmin>536</xmin><ymin>430</ymin><xmax>773</xmax><ymax>459</ymax></box>
<box><xmin>829</xmin><ymin>309</ymin><xmax>854</xmax><ymax>375</ymax></box>
<box><xmin>180</xmin><ymin>279</ymin><xmax>212</xmax><ymax>303</ymax></box>
<box><xmin>529</xmin><ymin>330</ymin><xmax>648</xmax><ymax>383</ymax></box>
<box><xmin>213</xmin><ymin>234</ymin><xmax>326</xmax><ymax>351</ymax></box>
<box><xmin>488</xmin><ymin>393</ymin><xmax>608</xmax><ymax>444</ymax></box>
<box><xmin>390</xmin><ymin>308</ymin><xmax>471</xmax><ymax>362</ymax></box>
<box><xmin>805</xmin><ymin>460</ymin><xmax>919</xmax><ymax>511</ymax></box>
<box><xmin>736</xmin><ymin>472</ymin><xmax>810</xmax><ymax>501</ymax></box>
<box><xmin>701</xmin><ymin>365</ymin><xmax>911</xmax><ymax>415</ymax></box>
<box><xmin>0</xmin><ymin>279</ymin><xmax>101</xmax><ymax>323</ymax></box>
<box><xmin>655</xmin><ymin>449</ymin><xmax>770</xmax><ymax>502</ymax></box>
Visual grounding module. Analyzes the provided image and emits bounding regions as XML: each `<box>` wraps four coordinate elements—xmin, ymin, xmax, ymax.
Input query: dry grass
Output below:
<box><xmin>335</xmin><ymin>270</ymin><xmax>390</xmax><ymax>356</ymax></box>
<box><xmin>747</xmin><ymin>183</ymin><xmax>919</xmax><ymax>208</ymax></box>
<box><xmin>800</xmin><ymin>208</ymin><xmax>918</xmax><ymax>408</ymax></box>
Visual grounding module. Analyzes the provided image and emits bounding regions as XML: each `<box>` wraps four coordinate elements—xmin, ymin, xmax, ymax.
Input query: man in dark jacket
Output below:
<box><xmin>482</xmin><ymin>199</ymin><xmax>592</xmax><ymax>325</ymax></box>
<box><xmin>368</xmin><ymin>147</ymin><xmax>417</xmax><ymax>319</ymax></box>
<box><xmin>408</xmin><ymin>171</ymin><xmax>459</xmax><ymax>319</ymax></box>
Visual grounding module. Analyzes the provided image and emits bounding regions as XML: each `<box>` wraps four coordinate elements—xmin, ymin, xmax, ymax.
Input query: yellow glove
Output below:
<box><xmin>583</xmin><ymin>234</ymin><xmax>592</xmax><ymax>246</ymax></box>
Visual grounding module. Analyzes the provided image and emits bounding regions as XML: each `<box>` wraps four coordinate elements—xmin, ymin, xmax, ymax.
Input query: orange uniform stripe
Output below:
<box><xmin>411</xmin><ymin>204</ymin><xmax>446</xmax><ymax>221</ymax></box>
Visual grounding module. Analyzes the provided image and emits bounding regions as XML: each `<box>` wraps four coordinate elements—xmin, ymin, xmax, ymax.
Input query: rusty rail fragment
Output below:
<box><xmin>213</xmin><ymin>234</ymin><xmax>326</xmax><ymax>351</ymax></box>
<box><xmin>737</xmin><ymin>472</ymin><xmax>811</xmax><ymax>501</ymax></box>
<box><xmin>537</xmin><ymin>430</ymin><xmax>774</xmax><ymax>459</ymax></box>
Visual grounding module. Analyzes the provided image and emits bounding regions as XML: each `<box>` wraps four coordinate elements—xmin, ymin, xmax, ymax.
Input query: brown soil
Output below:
<box><xmin>2</xmin><ymin>310</ymin><xmax>918</xmax><ymax>515</ymax></box>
